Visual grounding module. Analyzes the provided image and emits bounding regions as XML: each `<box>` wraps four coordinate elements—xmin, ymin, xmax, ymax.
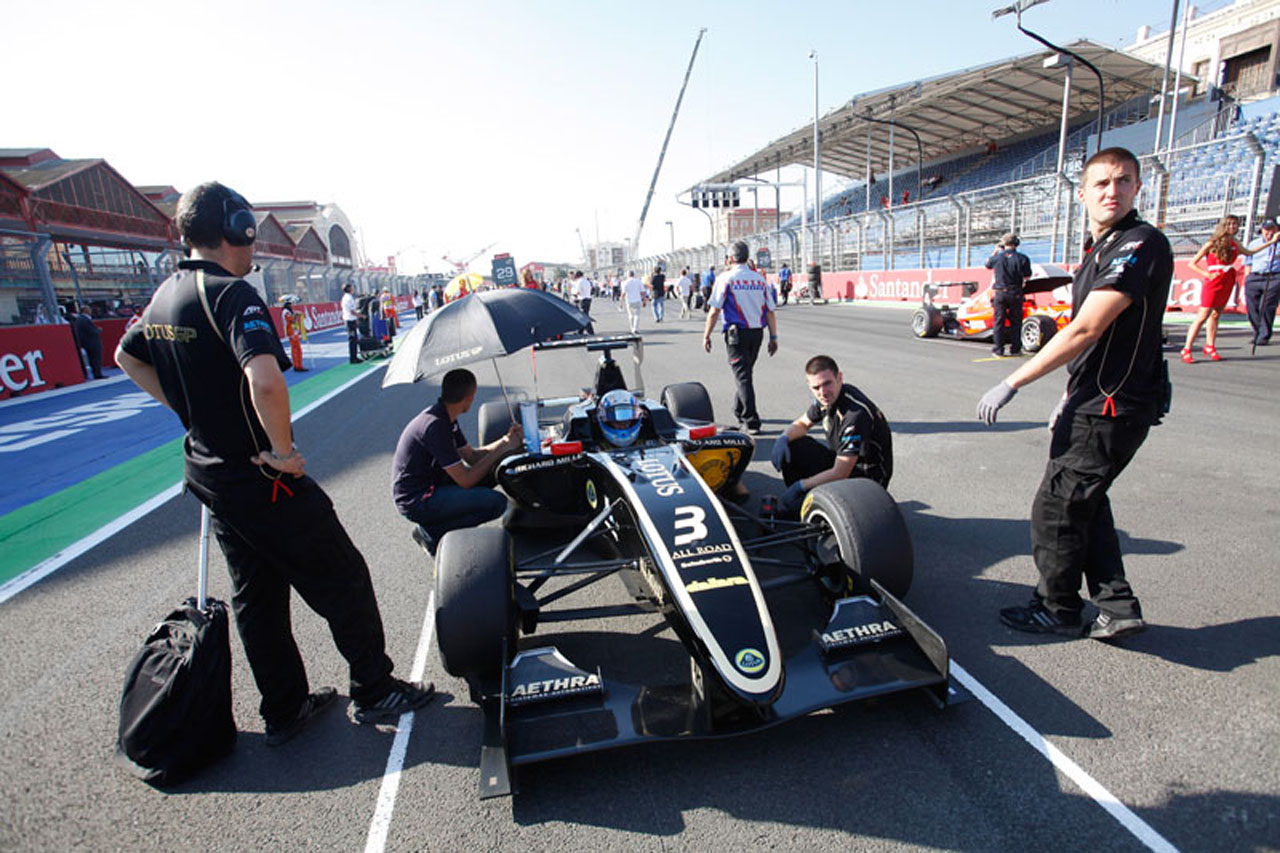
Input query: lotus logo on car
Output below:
<box><xmin>585</xmin><ymin>479</ymin><xmax>598</xmax><ymax>509</ymax></box>
<box><xmin>735</xmin><ymin>648</ymin><xmax>765</xmax><ymax>674</ymax></box>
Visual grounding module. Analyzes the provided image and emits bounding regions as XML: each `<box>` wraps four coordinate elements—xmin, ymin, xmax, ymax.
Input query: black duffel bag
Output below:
<box><xmin>115</xmin><ymin>507</ymin><xmax>237</xmax><ymax>786</ymax></box>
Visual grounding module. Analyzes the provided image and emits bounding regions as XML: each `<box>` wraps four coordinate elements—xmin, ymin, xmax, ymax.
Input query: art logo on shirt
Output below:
<box><xmin>242</xmin><ymin>305</ymin><xmax>263</xmax><ymax>317</ymax></box>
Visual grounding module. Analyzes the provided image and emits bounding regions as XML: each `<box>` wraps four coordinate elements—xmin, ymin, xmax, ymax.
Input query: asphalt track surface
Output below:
<box><xmin>0</xmin><ymin>298</ymin><xmax>1276</xmax><ymax>851</ymax></box>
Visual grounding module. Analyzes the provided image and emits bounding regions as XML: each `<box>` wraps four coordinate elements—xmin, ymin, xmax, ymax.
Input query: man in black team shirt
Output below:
<box><xmin>977</xmin><ymin>148</ymin><xmax>1172</xmax><ymax>641</ymax></box>
<box><xmin>985</xmin><ymin>232</ymin><xmax>1033</xmax><ymax>357</ymax></box>
<box><xmin>116</xmin><ymin>182</ymin><xmax>433</xmax><ymax>747</ymax></box>
<box><xmin>770</xmin><ymin>354</ymin><xmax>893</xmax><ymax>516</ymax></box>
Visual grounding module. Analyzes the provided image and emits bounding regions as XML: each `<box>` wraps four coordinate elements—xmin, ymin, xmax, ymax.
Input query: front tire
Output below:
<box><xmin>802</xmin><ymin>478</ymin><xmax>913</xmax><ymax>598</ymax></box>
<box><xmin>434</xmin><ymin>528</ymin><xmax>516</xmax><ymax>679</ymax></box>
<box><xmin>661</xmin><ymin>381</ymin><xmax>715</xmax><ymax>424</ymax></box>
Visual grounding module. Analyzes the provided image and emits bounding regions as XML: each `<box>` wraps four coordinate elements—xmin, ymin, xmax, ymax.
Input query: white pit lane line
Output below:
<box><xmin>950</xmin><ymin>661</ymin><xmax>1177</xmax><ymax>852</ymax></box>
<box><xmin>364</xmin><ymin>590</ymin><xmax>436</xmax><ymax>853</ymax></box>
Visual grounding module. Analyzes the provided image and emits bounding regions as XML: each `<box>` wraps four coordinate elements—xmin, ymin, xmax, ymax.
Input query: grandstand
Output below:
<box><xmin>640</xmin><ymin>12</ymin><xmax>1280</xmax><ymax>283</ymax></box>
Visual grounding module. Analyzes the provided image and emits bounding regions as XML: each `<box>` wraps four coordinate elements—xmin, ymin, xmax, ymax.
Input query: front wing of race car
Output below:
<box><xmin>476</xmin><ymin>578</ymin><xmax>956</xmax><ymax>799</ymax></box>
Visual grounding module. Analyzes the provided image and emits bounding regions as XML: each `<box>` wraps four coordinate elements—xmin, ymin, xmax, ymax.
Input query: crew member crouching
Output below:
<box><xmin>771</xmin><ymin>354</ymin><xmax>893</xmax><ymax>515</ymax></box>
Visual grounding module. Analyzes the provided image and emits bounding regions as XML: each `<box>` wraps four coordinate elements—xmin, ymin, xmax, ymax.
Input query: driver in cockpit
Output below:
<box><xmin>596</xmin><ymin>389</ymin><xmax>644</xmax><ymax>448</ymax></box>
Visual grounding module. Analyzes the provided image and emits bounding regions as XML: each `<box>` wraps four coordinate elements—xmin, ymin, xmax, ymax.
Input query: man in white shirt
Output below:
<box><xmin>676</xmin><ymin>268</ymin><xmax>694</xmax><ymax>319</ymax></box>
<box><xmin>703</xmin><ymin>242</ymin><xmax>778</xmax><ymax>434</ymax></box>
<box><xmin>573</xmin><ymin>271</ymin><xmax>596</xmax><ymax>335</ymax></box>
<box><xmin>341</xmin><ymin>283</ymin><xmax>360</xmax><ymax>364</ymax></box>
<box><xmin>622</xmin><ymin>270</ymin><xmax>645</xmax><ymax>334</ymax></box>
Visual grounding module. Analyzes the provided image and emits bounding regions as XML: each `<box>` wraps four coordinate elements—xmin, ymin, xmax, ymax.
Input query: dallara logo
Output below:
<box><xmin>685</xmin><ymin>575</ymin><xmax>746</xmax><ymax>593</ymax></box>
<box><xmin>735</xmin><ymin>648</ymin><xmax>765</xmax><ymax>674</ymax></box>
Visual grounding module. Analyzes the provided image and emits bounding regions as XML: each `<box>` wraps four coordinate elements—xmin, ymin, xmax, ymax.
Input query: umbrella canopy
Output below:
<box><xmin>1024</xmin><ymin>263</ymin><xmax>1073</xmax><ymax>294</ymax></box>
<box><xmin>445</xmin><ymin>272</ymin><xmax>485</xmax><ymax>299</ymax></box>
<box><xmin>382</xmin><ymin>287</ymin><xmax>591</xmax><ymax>387</ymax></box>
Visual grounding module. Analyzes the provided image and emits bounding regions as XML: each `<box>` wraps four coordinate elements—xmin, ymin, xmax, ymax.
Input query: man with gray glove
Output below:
<box><xmin>773</xmin><ymin>355</ymin><xmax>892</xmax><ymax>516</ymax></box>
<box><xmin>976</xmin><ymin>147</ymin><xmax>1172</xmax><ymax>642</ymax></box>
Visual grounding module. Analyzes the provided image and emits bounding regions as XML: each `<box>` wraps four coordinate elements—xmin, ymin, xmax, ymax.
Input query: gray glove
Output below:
<box><xmin>977</xmin><ymin>381</ymin><xmax>1017</xmax><ymax>425</ymax></box>
<box><xmin>770</xmin><ymin>435</ymin><xmax>791</xmax><ymax>471</ymax></box>
<box><xmin>1048</xmin><ymin>395</ymin><xmax>1067</xmax><ymax>431</ymax></box>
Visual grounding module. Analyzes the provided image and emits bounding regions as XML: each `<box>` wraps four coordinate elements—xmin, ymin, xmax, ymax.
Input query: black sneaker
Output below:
<box><xmin>1084</xmin><ymin>612</ymin><xmax>1146</xmax><ymax>641</ymax></box>
<box><xmin>745</xmin><ymin>423</ymin><xmax>762</xmax><ymax>436</ymax></box>
<box><xmin>999</xmin><ymin>602</ymin><xmax>1082</xmax><ymax>637</ymax></box>
<box><xmin>991</xmin><ymin>348</ymin><xmax>1006</xmax><ymax>357</ymax></box>
<box><xmin>411</xmin><ymin>525</ymin><xmax>437</xmax><ymax>556</ymax></box>
<box><xmin>265</xmin><ymin>687</ymin><xmax>338</xmax><ymax>747</ymax></box>
<box><xmin>353</xmin><ymin>679</ymin><xmax>436</xmax><ymax>724</ymax></box>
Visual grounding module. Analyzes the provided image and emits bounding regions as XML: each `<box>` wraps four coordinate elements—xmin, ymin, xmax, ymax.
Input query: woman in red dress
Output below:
<box><xmin>1182</xmin><ymin>215</ymin><xmax>1264</xmax><ymax>362</ymax></box>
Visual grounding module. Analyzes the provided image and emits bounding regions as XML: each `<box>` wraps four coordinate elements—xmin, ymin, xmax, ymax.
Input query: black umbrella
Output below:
<box><xmin>382</xmin><ymin>288</ymin><xmax>591</xmax><ymax>395</ymax></box>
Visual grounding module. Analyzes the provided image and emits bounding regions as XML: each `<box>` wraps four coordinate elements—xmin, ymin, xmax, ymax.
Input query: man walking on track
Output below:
<box><xmin>116</xmin><ymin>181</ymin><xmax>435</xmax><ymax>747</ymax></box>
<box><xmin>703</xmin><ymin>240</ymin><xmax>778</xmax><ymax>435</ymax></box>
<box><xmin>976</xmin><ymin>147</ymin><xmax>1172</xmax><ymax>642</ymax></box>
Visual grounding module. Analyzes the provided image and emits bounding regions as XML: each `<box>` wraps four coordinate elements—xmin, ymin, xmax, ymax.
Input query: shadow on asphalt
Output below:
<box><xmin>893</xmin><ymin>419</ymin><xmax>1046</xmax><ymax>434</ymax></box>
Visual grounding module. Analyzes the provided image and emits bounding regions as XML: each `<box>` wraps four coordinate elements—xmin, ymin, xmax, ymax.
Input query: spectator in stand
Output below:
<box><xmin>1181</xmin><ymin>214</ymin><xmax>1270</xmax><ymax>362</ymax></box>
<box><xmin>66</xmin><ymin>302</ymin><xmax>104</xmax><ymax>379</ymax></box>
<box><xmin>902</xmin><ymin>189</ymin><xmax>909</xmax><ymax>205</ymax></box>
<box><xmin>648</xmin><ymin>266</ymin><xmax>667</xmax><ymax>323</ymax></box>
<box><xmin>676</xmin><ymin>267</ymin><xmax>694</xmax><ymax>319</ymax></box>
<box><xmin>1243</xmin><ymin>218</ymin><xmax>1280</xmax><ymax>347</ymax></box>
<box><xmin>880</xmin><ymin>195</ymin><xmax>890</xmax><ymax>209</ymax></box>
<box><xmin>622</xmin><ymin>270</ymin><xmax>645</xmax><ymax>334</ymax></box>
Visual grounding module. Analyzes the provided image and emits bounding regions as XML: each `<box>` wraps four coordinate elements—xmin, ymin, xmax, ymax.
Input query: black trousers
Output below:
<box><xmin>345</xmin><ymin>319</ymin><xmax>359</xmax><ymax>363</ymax></box>
<box><xmin>780</xmin><ymin>435</ymin><xmax>833</xmax><ymax>485</ymax></box>
<box><xmin>1244</xmin><ymin>272</ymin><xmax>1280</xmax><ymax>344</ymax></box>
<box><xmin>187</xmin><ymin>471</ymin><xmax>395</xmax><ymax>728</ymax></box>
<box><xmin>1030</xmin><ymin>412</ymin><xmax>1150</xmax><ymax>621</ymax></box>
<box><xmin>991</xmin><ymin>292</ymin><xmax>1023</xmax><ymax>354</ymax></box>
<box><xmin>725</xmin><ymin>326</ymin><xmax>764</xmax><ymax>429</ymax></box>
<box><xmin>577</xmin><ymin>298</ymin><xmax>595</xmax><ymax>335</ymax></box>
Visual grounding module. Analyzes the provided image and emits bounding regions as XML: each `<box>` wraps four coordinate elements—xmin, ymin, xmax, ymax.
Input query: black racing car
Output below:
<box><xmin>427</xmin><ymin>335</ymin><xmax>960</xmax><ymax>798</ymax></box>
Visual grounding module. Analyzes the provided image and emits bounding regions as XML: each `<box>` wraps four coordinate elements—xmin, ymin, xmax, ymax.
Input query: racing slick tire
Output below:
<box><xmin>477</xmin><ymin>400</ymin><xmax>514</xmax><ymax>448</ymax></box>
<box><xmin>434</xmin><ymin>527</ymin><xmax>517</xmax><ymax>679</ymax></box>
<box><xmin>802</xmin><ymin>478</ymin><xmax>913</xmax><ymax>599</ymax></box>
<box><xmin>661</xmin><ymin>381</ymin><xmax>715</xmax><ymax>424</ymax></box>
<box><xmin>911</xmin><ymin>306</ymin><xmax>944</xmax><ymax>338</ymax></box>
<box><xmin>1021</xmin><ymin>314</ymin><xmax>1058</xmax><ymax>353</ymax></box>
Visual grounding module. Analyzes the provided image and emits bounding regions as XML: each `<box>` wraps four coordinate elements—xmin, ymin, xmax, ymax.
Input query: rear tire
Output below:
<box><xmin>434</xmin><ymin>528</ymin><xmax>516</xmax><ymax>679</ymax></box>
<box><xmin>661</xmin><ymin>381</ymin><xmax>714</xmax><ymax>424</ymax></box>
<box><xmin>1021</xmin><ymin>315</ymin><xmax>1058</xmax><ymax>353</ymax></box>
<box><xmin>911</xmin><ymin>306</ymin><xmax>943</xmax><ymax>338</ymax></box>
<box><xmin>802</xmin><ymin>478</ymin><xmax>913</xmax><ymax>599</ymax></box>
<box><xmin>477</xmin><ymin>400</ymin><xmax>513</xmax><ymax>448</ymax></box>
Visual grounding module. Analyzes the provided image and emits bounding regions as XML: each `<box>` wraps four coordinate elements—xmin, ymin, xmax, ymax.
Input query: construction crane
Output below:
<box><xmin>442</xmin><ymin>242</ymin><xmax>497</xmax><ymax>273</ymax></box>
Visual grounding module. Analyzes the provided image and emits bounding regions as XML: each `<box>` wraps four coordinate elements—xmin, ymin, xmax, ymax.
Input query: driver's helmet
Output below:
<box><xmin>597</xmin><ymin>389</ymin><xmax>643</xmax><ymax>447</ymax></box>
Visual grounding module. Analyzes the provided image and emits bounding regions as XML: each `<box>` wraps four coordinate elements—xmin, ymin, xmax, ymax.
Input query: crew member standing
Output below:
<box><xmin>985</xmin><ymin>232</ymin><xmax>1032</xmax><ymax>357</ymax></box>
<box><xmin>115</xmin><ymin>181</ymin><xmax>434</xmax><ymax>745</ymax></box>
<box><xmin>281</xmin><ymin>297</ymin><xmax>308</xmax><ymax>372</ymax></box>
<box><xmin>341</xmin><ymin>283</ymin><xmax>359</xmax><ymax>364</ymax></box>
<box><xmin>703</xmin><ymin>240</ymin><xmax>778</xmax><ymax>435</ymax></box>
<box><xmin>1243</xmin><ymin>218</ymin><xmax>1280</xmax><ymax>348</ymax></box>
<box><xmin>67</xmin><ymin>302</ymin><xmax>105</xmax><ymax>379</ymax></box>
<box><xmin>977</xmin><ymin>148</ymin><xmax>1172</xmax><ymax>641</ymax></box>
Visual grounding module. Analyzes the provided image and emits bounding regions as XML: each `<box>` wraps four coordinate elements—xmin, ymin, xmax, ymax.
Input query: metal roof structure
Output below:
<box><xmin>700</xmin><ymin>40</ymin><xmax>1173</xmax><ymax>186</ymax></box>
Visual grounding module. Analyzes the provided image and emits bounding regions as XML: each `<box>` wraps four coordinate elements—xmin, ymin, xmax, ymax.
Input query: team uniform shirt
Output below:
<box><xmin>391</xmin><ymin>400</ymin><xmax>468</xmax><ymax>511</ymax></box>
<box><xmin>805</xmin><ymin>383</ymin><xmax>893</xmax><ymax>487</ymax></box>
<box><xmin>118</xmin><ymin>260</ymin><xmax>289</xmax><ymax>482</ymax></box>
<box><xmin>1065</xmin><ymin>209</ymin><xmax>1173</xmax><ymax>423</ymax></box>
<box><xmin>709</xmin><ymin>263</ymin><xmax>776</xmax><ymax>330</ymax></box>
<box><xmin>341</xmin><ymin>291</ymin><xmax>358</xmax><ymax>322</ymax></box>
<box><xmin>1248</xmin><ymin>239</ymin><xmax>1280</xmax><ymax>274</ymax></box>
<box><xmin>622</xmin><ymin>276</ymin><xmax>645</xmax><ymax>304</ymax></box>
<box><xmin>985</xmin><ymin>248</ymin><xmax>1032</xmax><ymax>292</ymax></box>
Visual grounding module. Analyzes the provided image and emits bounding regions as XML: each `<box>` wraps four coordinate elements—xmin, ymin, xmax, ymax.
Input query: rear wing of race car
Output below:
<box><xmin>922</xmin><ymin>281</ymin><xmax>979</xmax><ymax>306</ymax></box>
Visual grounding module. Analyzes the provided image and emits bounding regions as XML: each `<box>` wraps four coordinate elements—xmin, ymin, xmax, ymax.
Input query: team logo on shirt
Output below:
<box><xmin>243</xmin><ymin>305</ymin><xmax>263</xmax><ymax>316</ymax></box>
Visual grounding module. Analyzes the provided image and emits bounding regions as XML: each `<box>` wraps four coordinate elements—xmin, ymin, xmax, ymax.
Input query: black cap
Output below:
<box><xmin>1262</xmin><ymin>218</ymin><xmax>1278</xmax><ymax>230</ymax></box>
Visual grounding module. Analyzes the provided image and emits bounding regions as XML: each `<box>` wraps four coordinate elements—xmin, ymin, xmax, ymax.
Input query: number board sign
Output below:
<box><xmin>492</xmin><ymin>253</ymin><xmax>517</xmax><ymax>286</ymax></box>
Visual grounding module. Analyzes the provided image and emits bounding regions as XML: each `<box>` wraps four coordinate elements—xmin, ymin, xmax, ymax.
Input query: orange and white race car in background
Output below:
<box><xmin>910</xmin><ymin>263</ymin><xmax>1074</xmax><ymax>352</ymax></box>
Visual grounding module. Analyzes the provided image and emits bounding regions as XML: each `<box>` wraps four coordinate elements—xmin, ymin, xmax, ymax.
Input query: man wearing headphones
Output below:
<box><xmin>985</xmin><ymin>232</ymin><xmax>1032</xmax><ymax>357</ymax></box>
<box><xmin>116</xmin><ymin>182</ymin><xmax>434</xmax><ymax>747</ymax></box>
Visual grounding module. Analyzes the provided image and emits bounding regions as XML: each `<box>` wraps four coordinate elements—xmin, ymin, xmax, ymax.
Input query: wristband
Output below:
<box><xmin>269</xmin><ymin>447</ymin><xmax>298</xmax><ymax>462</ymax></box>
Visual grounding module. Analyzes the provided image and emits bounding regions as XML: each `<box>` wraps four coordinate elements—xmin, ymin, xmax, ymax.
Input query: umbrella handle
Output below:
<box><xmin>491</xmin><ymin>358</ymin><xmax>516</xmax><ymax>425</ymax></box>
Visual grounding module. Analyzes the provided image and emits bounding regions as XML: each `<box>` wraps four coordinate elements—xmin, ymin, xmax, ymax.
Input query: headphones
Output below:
<box><xmin>221</xmin><ymin>189</ymin><xmax>257</xmax><ymax>247</ymax></box>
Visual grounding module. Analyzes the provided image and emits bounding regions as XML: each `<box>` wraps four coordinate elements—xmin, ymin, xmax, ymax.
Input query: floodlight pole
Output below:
<box><xmin>855</xmin><ymin>106</ymin><xmax>924</xmax><ymax>204</ymax></box>
<box><xmin>1152</xmin><ymin>0</ymin><xmax>1181</xmax><ymax>154</ymax></box>
<box><xmin>993</xmin><ymin>0</ymin><xmax>1106</xmax><ymax>154</ymax></box>
<box><xmin>811</xmin><ymin>49</ymin><xmax>822</xmax><ymax>292</ymax></box>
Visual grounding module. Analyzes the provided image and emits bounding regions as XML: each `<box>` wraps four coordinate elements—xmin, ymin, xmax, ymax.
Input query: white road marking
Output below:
<box><xmin>364</xmin><ymin>589</ymin><xmax>436</xmax><ymax>853</ymax></box>
<box><xmin>950</xmin><ymin>660</ymin><xmax>1178</xmax><ymax>853</ymax></box>
<box><xmin>0</xmin><ymin>363</ymin><xmax>385</xmax><ymax>605</ymax></box>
